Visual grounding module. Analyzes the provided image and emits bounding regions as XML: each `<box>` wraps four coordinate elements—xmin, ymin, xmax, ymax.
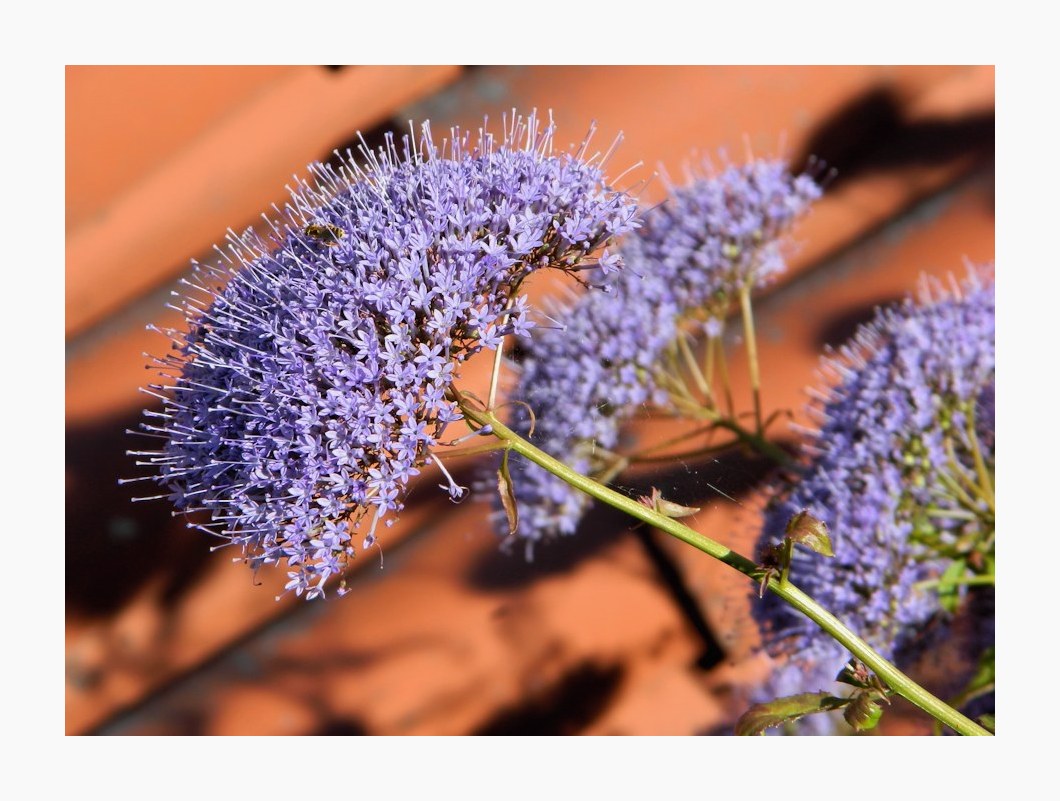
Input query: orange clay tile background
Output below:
<box><xmin>65</xmin><ymin>65</ymin><xmax>994</xmax><ymax>735</ymax></box>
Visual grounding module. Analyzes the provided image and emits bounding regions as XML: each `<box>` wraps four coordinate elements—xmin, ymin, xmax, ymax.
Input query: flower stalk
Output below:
<box><xmin>460</xmin><ymin>403</ymin><xmax>991</xmax><ymax>736</ymax></box>
<box><xmin>738</xmin><ymin>283</ymin><xmax>763</xmax><ymax>434</ymax></box>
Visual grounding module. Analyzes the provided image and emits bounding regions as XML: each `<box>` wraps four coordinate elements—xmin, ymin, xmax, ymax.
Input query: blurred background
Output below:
<box><xmin>66</xmin><ymin>65</ymin><xmax>994</xmax><ymax>735</ymax></box>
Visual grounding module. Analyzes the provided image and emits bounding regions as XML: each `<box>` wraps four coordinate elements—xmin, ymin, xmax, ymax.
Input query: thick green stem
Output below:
<box><xmin>464</xmin><ymin>406</ymin><xmax>990</xmax><ymax>736</ymax></box>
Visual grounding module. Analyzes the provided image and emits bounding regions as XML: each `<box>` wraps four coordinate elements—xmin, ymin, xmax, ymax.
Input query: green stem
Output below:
<box><xmin>925</xmin><ymin>506</ymin><xmax>979</xmax><ymax>521</ymax></box>
<box><xmin>738</xmin><ymin>285</ymin><xmax>763</xmax><ymax>434</ymax></box>
<box><xmin>916</xmin><ymin>574</ymin><xmax>996</xmax><ymax>591</ymax></box>
<box><xmin>629</xmin><ymin>422</ymin><xmax>724</xmax><ymax>459</ymax></box>
<box><xmin>676</xmin><ymin>330</ymin><xmax>713</xmax><ymax>402</ymax></box>
<box><xmin>780</xmin><ymin>538</ymin><xmax>794</xmax><ymax>589</ymax></box>
<box><xmin>949</xmin><ymin>449</ymin><xmax>982</xmax><ymax>503</ymax></box>
<box><xmin>464</xmin><ymin>406</ymin><xmax>990</xmax><ymax>736</ymax></box>
<box><xmin>965</xmin><ymin>404</ymin><xmax>995</xmax><ymax>514</ymax></box>
<box><xmin>629</xmin><ymin>437</ymin><xmax>744</xmax><ymax>464</ymax></box>
<box><xmin>704</xmin><ymin>331</ymin><xmax>716</xmax><ymax>395</ymax></box>
<box><xmin>714</xmin><ymin>417</ymin><xmax>792</xmax><ymax>467</ymax></box>
<box><xmin>937</xmin><ymin>465</ymin><xmax>981</xmax><ymax>515</ymax></box>
<box><xmin>714</xmin><ymin>334</ymin><xmax>735</xmax><ymax>418</ymax></box>
<box><xmin>487</xmin><ymin>277</ymin><xmax>526</xmax><ymax>411</ymax></box>
<box><xmin>595</xmin><ymin>453</ymin><xmax>631</xmax><ymax>486</ymax></box>
<box><xmin>677</xmin><ymin>404</ymin><xmax>792</xmax><ymax>467</ymax></box>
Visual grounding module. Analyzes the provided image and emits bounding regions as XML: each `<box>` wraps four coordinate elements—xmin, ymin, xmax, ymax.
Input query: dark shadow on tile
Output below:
<box><xmin>473</xmin><ymin>662</ymin><xmax>623</xmax><ymax>735</ymax></box>
<box><xmin>794</xmin><ymin>86</ymin><xmax>994</xmax><ymax>190</ymax></box>
<box><xmin>66</xmin><ymin>406</ymin><xmax>215</xmax><ymax>617</ymax></box>
<box><xmin>314</xmin><ymin>718</ymin><xmax>369</xmax><ymax>735</ymax></box>
<box><xmin>466</xmin><ymin>446</ymin><xmax>784</xmax><ymax>592</ymax></box>
<box><xmin>813</xmin><ymin>296</ymin><xmax>904</xmax><ymax>350</ymax></box>
<box><xmin>67</xmin><ymin>403</ymin><xmax>466</xmax><ymax>619</ymax></box>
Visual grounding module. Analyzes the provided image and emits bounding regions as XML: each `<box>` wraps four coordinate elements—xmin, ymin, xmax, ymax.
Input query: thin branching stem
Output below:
<box><xmin>714</xmin><ymin>334</ymin><xmax>735</xmax><ymax>418</ymax></box>
<box><xmin>965</xmin><ymin>404</ymin><xmax>995</xmax><ymax>514</ymax></box>
<box><xmin>739</xmin><ymin>284</ymin><xmax>763</xmax><ymax>433</ymax></box>
<box><xmin>677</xmin><ymin>329</ymin><xmax>712</xmax><ymax>401</ymax></box>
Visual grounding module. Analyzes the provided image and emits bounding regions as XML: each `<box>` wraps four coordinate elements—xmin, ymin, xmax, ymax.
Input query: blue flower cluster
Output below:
<box><xmin>501</xmin><ymin>160</ymin><xmax>821</xmax><ymax>550</ymax></box>
<box><xmin>753</xmin><ymin>273</ymin><xmax>995</xmax><ymax>720</ymax></box>
<box><xmin>132</xmin><ymin>114</ymin><xmax>637</xmax><ymax>599</ymax></box>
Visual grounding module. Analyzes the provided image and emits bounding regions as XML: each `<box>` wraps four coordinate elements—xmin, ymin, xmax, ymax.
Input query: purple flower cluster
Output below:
<box><xmin>500</xmin><ymin>160</ymin><xmax>821</xmax><ymax>549</ymax></box>
<box><xmin>753</xmin><ymin>273</ymin><xmax>995</xmax><ymax>724</ymax></box>
<box><xmin>131</xmin><ymin>114</ymin><xmax>637</xmax><ymax>599</ymax></box>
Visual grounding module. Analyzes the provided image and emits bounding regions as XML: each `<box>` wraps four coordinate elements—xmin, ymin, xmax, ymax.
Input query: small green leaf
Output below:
<box><xmin>785</xmin><ymin>510</ymin><xmax>834</xmax><ymax>557</ymax></box>
<box><xmin>977</xmin><ymin>714</ymin><xmax>995</xmax><ymax>733</ymax></box>
<box><xmin>497</xmin><ymin>450</ymin><xmax>518</xmax><ymax>536</ymax></box>
<box><xmin>843</xmin><ymin>691</ymin><xmax>884</xmax><ymax>732</ymax></box>
<box><xmin>937</xmin><ymin>558</ymin><xmax>967</xmax><ymax>613</ymax></box>
<box><xmin>735</xmin><ymin>692</ymin><xmax>847</xmax><ymax>735</ymax></box>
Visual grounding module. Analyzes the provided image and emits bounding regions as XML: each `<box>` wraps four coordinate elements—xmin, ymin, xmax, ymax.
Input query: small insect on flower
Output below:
<box><xmin>304</xmin><ymin>222</ymin><xmax>345</xmax><ymax>246</ymax></box>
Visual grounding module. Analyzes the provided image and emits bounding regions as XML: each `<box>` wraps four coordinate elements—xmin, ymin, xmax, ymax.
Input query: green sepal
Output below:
<box><xmin>735</xmin><ymin>692</ymin><xmax>847</xmax><ymax>736</ymax></box>
<box><xmin>844</xmin><ymin>691</ymin><xmax>884</xmax><ymax>732</ymax></box>
<box><xmin>784</xmin><ymin>510</ymin><xmax>834</xmax><ymax>557</ymax></box>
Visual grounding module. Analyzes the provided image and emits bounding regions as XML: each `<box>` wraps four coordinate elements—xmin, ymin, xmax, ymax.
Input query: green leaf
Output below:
<box><xmin>497</xmin><ymin>450</ymin><xmax>519</xmax><ymax>536</ymax></box>
<box><xmin>784</xmin><ymin>510</ymin><xmax>834</xmax><ymax>557</ymax></box>
<box><xmin>937</xmin><ymin>558</ymin><xmax>968</xmax><ymax>613</ymax></box>
<box><xmin>977</xmin><ymin>714</ymin><xmax>995</xmax><ymax>733</ymax></box>
<box><xmin>735</xmin><ymin>692</ymin><xmax>847</xmax><ymax>736</ymax></box>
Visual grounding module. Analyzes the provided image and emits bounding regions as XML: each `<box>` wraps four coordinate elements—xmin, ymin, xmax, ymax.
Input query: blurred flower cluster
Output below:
<box><xmin>501</xmin><ymin>161</ymin><xmax>821</xmax><ymax>551</ymax></box>
<box><xmin>753</xmin><ymin>272</ymin><xmax>995</xmax><ymax>732</ymax></box>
